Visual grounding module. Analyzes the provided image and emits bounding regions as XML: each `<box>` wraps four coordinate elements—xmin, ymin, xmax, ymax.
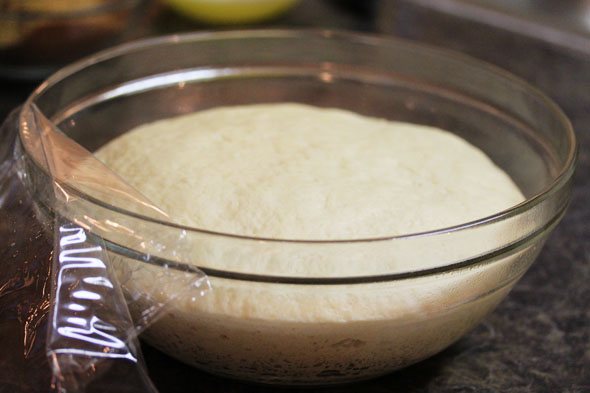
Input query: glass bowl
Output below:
<box><xmin>18</xmin><ymin>30</ymin><xmax>576</xmax><ymax>385</ymax></box>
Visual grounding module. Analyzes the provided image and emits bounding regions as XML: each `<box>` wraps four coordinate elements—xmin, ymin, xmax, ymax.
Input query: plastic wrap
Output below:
<box><xmin>0</xmin><ymin>105</ymin><xmax>210</xmax><ymax>393</ymax></box>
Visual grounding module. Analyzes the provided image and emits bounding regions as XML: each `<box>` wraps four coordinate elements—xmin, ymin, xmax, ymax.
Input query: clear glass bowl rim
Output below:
<box><xmin>20</xmin><ymin>29</ymin><xmax>578</xmax><ymax>247</ymax></box>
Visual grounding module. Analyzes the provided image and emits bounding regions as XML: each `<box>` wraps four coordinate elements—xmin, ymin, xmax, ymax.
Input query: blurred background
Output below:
<box><xmin>2</xmin><ymin>0</ymin><xmax>590</xmax><ymax>75</ymax></box>
<box><xmin>2</xmin><ymin>0</ymin><xmax>590</xmax><ymax>119</ymax></box>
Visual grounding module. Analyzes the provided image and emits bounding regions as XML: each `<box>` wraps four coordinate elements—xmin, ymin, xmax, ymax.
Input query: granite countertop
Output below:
<box><xmin>0</xmin><ymin>1</ymin><xmax>588</xmax><ymax>392</ymax></box>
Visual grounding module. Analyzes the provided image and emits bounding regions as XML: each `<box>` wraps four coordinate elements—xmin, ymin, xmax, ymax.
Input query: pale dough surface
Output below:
<box><xmin>97</xmin><ymin>104</ymin><xmax>530</xmax><ymax>381</ymax></box>
<box><xmin>96</xmin><ymin>103</ymin><xmax>523</xmax><ymax>240</ymax></box>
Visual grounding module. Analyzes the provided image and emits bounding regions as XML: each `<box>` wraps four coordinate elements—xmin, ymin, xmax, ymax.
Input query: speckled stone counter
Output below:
<box><xmin>1</xmin><ymin>1</ymin><xmax>588</xmax><ymax>392</ymax></box>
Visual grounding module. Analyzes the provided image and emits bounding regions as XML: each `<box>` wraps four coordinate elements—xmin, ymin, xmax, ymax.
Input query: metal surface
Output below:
<box><xmin>394</xmin><ymin>0</ymin><xmax>590</xmax><ymax>53</ymax></box>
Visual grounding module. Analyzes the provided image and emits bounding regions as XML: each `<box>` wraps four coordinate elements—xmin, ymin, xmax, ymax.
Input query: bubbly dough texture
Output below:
<box><xmin>96</xmin><ymin>103</ymin><xmax>523</xmax><ymax>240</ymax></box>
<box><xmin>96</xmin><ymin>104</ymin><xmax>528</xmax><ymax>383</ymax></box>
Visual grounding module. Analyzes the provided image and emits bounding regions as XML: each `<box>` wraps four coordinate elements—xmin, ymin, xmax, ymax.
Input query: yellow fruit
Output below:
<box><xmin>162</xmin><ymin>0</ymin><xmax>300</xmax><ymax>25</ymax></box>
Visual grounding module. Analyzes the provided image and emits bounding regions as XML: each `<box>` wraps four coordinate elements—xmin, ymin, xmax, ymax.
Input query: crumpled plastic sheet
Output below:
<box><xmin>0</xmin><ymin>108</ymin><xmax>53</xmax><ymax>393</ymax></box>
<box><xmin>0</xmin><ymin>106</ymin><xmax>210</xmax><ymax>393</ymax></box>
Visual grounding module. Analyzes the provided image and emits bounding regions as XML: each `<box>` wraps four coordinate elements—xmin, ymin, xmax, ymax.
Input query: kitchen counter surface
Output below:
<box><xmin>1</xmin><ymin>1</ymin><xmax>588</xmax><ymax>392</ymax></box>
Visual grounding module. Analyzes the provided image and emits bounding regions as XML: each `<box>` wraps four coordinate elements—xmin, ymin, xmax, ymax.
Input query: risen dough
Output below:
<box><xmin>95</xmin><ymin>104</ymin><xmax>528</xmax><ymax>383</ymax></box>
<box><xmin>96</xmin><ymin>103</ymin><xmax>523</xmax><ymax>240</ymax></box>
